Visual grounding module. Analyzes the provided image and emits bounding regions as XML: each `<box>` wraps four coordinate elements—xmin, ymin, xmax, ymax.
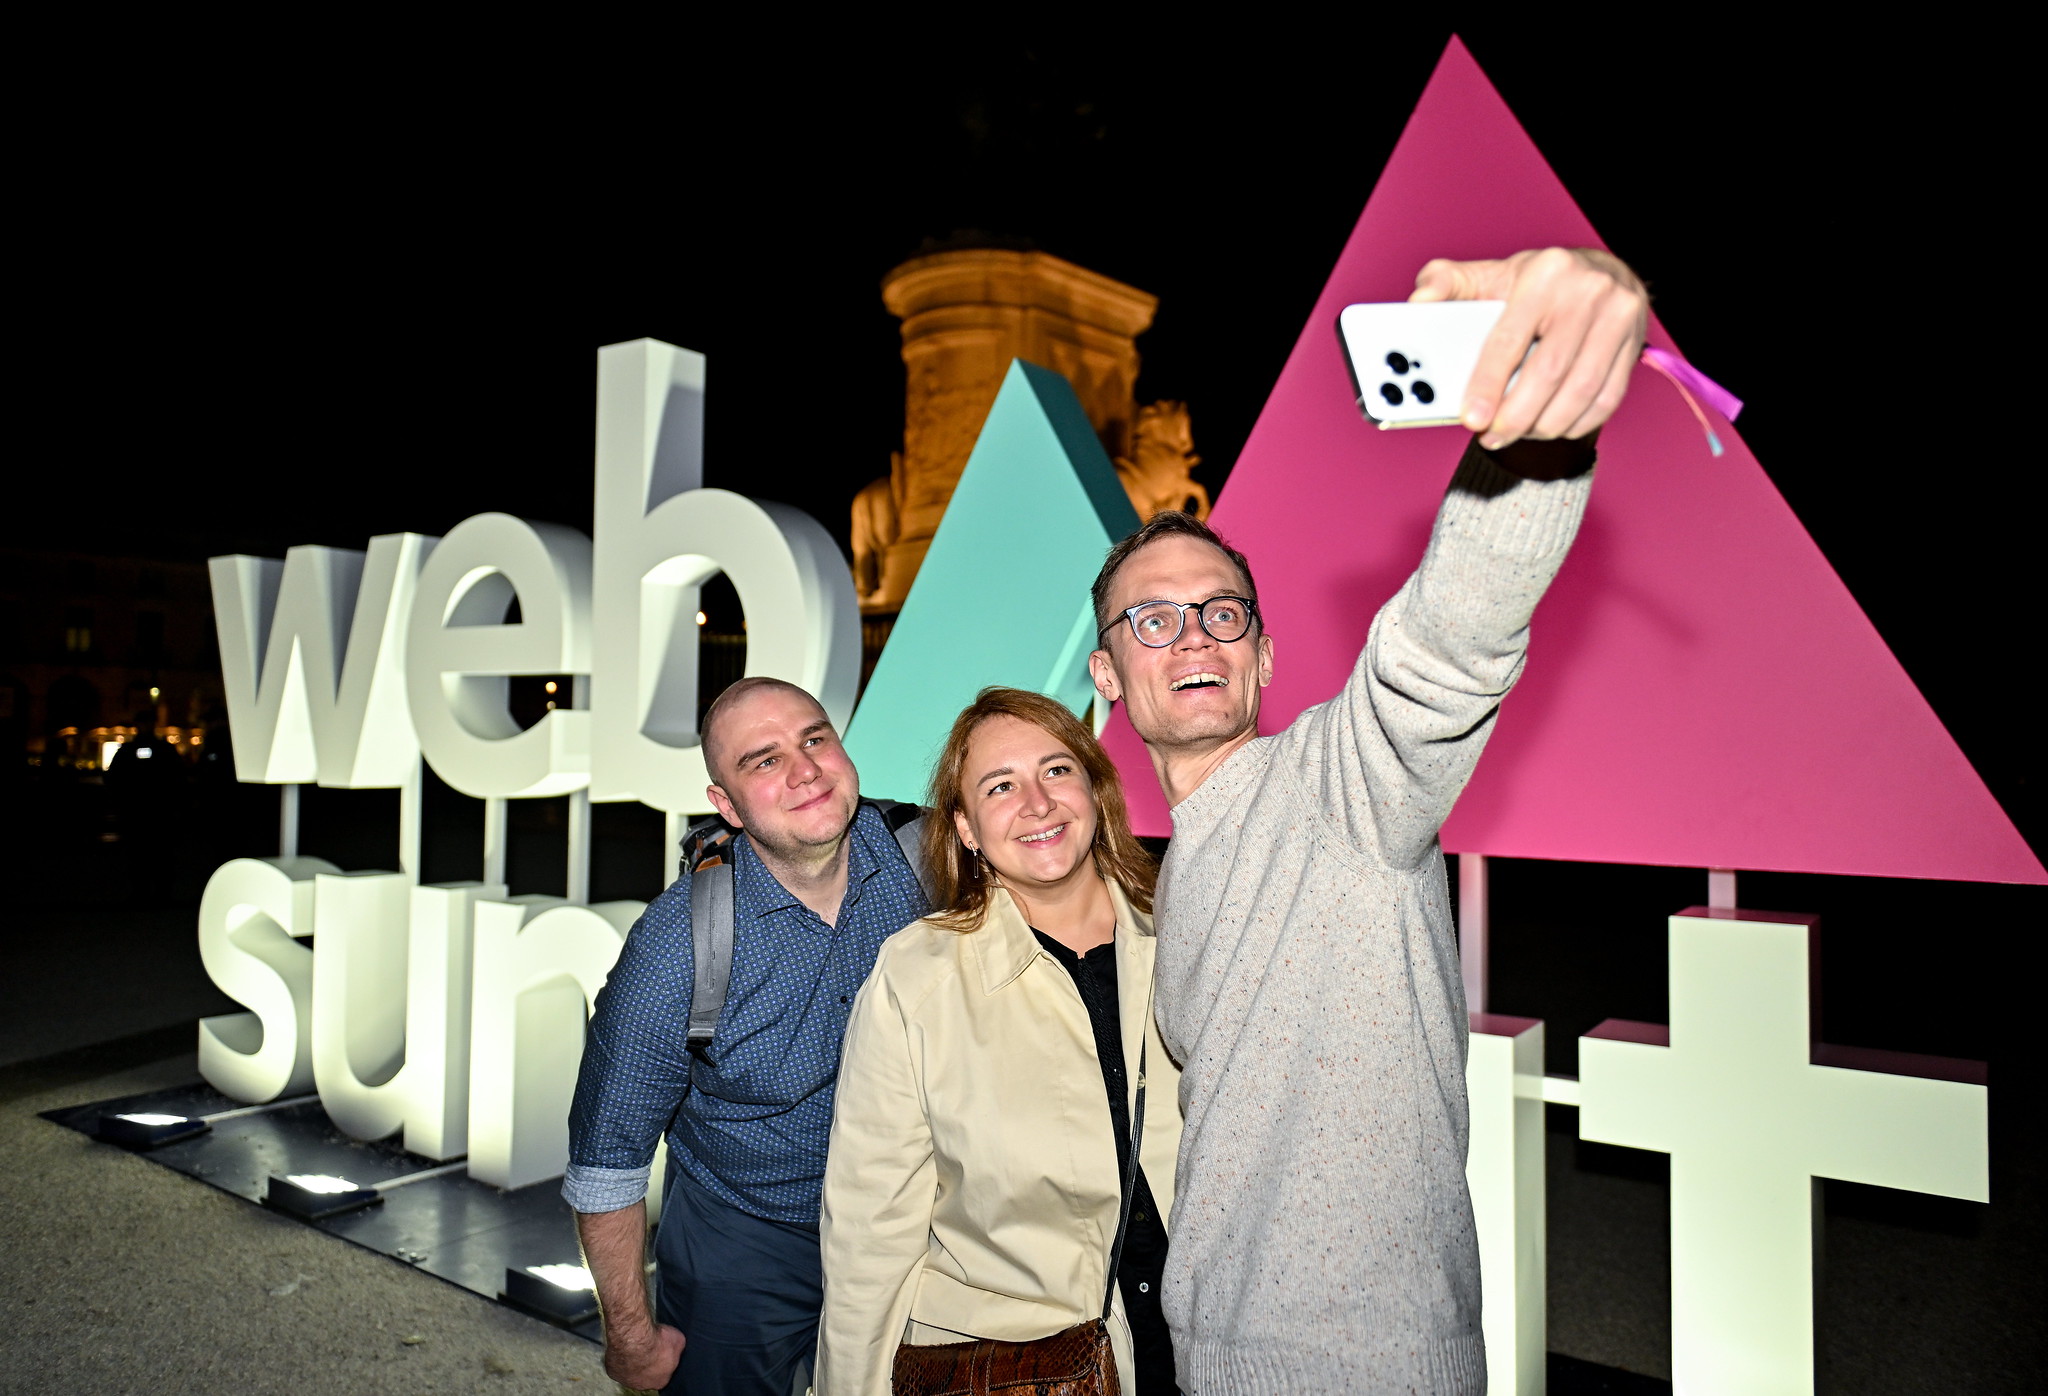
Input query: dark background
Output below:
<box><xmin>14</xmin><ymin>17</ymin><xmax>2037</xmax><ymax>834</ymax></box>
<box><xmin>7</xmin><ymin>18</ymin><xmax>2042</xmax><ymax>1388</ymax></box>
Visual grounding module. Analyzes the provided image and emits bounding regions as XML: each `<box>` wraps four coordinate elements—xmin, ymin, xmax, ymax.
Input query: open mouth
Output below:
<box><xmin>1169</xmin><ymin>673</ymin><xmax>1229</xmax><ymax>692</ymax></box>
<box><xmin>1017</xmin><ymin>824</ymin><xmax>1067</xmax><ymax>845</ymax></box>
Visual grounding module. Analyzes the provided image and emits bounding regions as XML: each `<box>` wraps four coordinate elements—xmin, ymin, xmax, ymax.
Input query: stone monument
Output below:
<box><xmin>852</xmin><ymin>247</ymin><xmax>1205</xmax><ymax>614</ymax></box>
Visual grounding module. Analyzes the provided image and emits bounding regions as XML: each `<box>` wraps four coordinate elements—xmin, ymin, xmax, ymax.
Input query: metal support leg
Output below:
<box><xmin>1460</xmin><ymin>852</ymin><xmax>1490</xmax><ymax>1014</ymax></box>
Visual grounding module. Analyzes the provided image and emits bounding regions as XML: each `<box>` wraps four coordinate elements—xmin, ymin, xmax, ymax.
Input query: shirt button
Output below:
<box><xmin>1138</xmin><ymin>1282</ymin><xmax>1150</xmax><ymax>1293</ymax></box>
<box><xmin>839</xmin><ymin>995</ymin><xmax>849</xmax><ymax>1004</ymax></box>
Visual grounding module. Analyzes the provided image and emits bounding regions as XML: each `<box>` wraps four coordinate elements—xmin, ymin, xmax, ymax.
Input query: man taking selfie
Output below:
<box><xmin>1088</xmin><ymin>248</ymin><xmax>1646</xmax><ymax>1394</ymax></box>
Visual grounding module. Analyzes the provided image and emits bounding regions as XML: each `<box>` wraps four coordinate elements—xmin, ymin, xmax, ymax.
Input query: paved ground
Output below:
<box><xmin>0</xmin><ymin>1043</ymin><xmax>613</xmax><ymax>1396</ymax></box>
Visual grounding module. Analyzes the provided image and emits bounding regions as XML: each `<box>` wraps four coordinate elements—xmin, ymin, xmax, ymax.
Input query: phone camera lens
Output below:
<box><xmin>1412</xmin><ymin>381</ymin><xmax>1435</xmax><ymax>404</ymax></box>
<box><xmin>1385</xmin><ymin>352</ymin><xmax>1410</xmax><ymax>375</ymax></box>
<box><xmin>1379</xmin><ymin>382</ymin><xmax>1404</xmax><ymax>407</ymax></box>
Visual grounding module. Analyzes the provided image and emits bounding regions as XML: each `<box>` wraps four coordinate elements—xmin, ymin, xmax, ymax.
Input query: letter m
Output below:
<box><xmin>210</xmin><ymin>534</ymin><xmax>433</xmax><ymax>786</ymax></box>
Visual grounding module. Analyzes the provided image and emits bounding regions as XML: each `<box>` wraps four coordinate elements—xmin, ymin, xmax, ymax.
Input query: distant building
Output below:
<box><xmin>0</xmin><ymin>546</ymin><xmax>224</xmax><ymax>772</ymax></box>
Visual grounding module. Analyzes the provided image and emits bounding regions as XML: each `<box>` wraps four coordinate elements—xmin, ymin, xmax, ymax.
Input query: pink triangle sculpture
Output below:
<box><xmin>1103</xmin><ymin>37</ymin><xmax>2044</xmax><ymax>885</ymax></box>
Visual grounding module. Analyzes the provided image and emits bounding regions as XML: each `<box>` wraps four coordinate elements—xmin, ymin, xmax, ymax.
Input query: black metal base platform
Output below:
<box><xmin>41</xmin><ymin>1079</ymin><xmax>602</xmax><ymax>1344</ymax></box>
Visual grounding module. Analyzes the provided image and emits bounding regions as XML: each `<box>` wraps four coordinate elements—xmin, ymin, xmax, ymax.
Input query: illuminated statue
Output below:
<box><xmin>850</xmin><ymin>459</ymin><xmax>901</xmax><ymax>604</ymax></box>
<box><xmin>853</xmin><ymin>247</ymin><xmax>1183</xmax><ymax>614</ymax></box>
<box><xmin>1116</xmin><ymin>399</ymin><xmax>1209</xmax><ymax>522</ymax></box>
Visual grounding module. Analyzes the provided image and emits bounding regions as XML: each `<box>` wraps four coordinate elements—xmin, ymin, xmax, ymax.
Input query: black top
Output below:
<box><xmin>1032</xmin><ymin>929</ymin><xmax>1178</xmax><ymax>1396</ymax></box>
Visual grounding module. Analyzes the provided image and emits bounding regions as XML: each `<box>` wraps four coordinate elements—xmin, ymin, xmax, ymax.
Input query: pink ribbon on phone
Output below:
<box><xmin>1639</xmin><ymin>345</ymin><xmax>1743</xmax><ymax>457</ymax></box>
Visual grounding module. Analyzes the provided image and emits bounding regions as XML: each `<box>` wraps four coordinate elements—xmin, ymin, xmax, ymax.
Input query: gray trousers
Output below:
<box><xmin>654</xmin><ymin>1167</ymin><xmax>822</xmax><ymax>1396</ymax></box>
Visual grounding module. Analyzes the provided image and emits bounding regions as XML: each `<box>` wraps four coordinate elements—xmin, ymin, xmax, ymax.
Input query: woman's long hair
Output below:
<box><xmin>921</xmin><ymin>687</ymin><xmax>1157</xmax><ymax>932</ymax></box>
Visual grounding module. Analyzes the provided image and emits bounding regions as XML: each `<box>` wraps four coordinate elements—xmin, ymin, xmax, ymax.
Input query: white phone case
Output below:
<box><xmin>1337</xmin><ymin>300</ymin><xmax>1506</xmax><ymax>428</ymax></box>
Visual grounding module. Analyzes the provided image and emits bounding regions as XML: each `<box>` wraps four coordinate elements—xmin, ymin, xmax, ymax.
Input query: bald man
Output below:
<box><xmin>565</xmin><ymin>678</ymin><xmax>931</xmax><ymax>1395</ymax></box>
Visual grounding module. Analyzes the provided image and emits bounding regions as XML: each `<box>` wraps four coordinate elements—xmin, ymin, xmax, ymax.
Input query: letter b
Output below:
<box><xmin>589</xmin><ymin>338</ymin><xmax>859</xmax><ymax>814</ymax></box>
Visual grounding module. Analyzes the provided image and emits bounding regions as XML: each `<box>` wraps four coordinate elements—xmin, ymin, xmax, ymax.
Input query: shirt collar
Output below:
<box><xmin>732</xmin><ymin>803</ymin><xmax>886</xmax><ymax>926</ymax></box>
<box><xmin>841</xmin><ymin>807</ymin><xmax>889</xmax><ymax>909</ymax></box>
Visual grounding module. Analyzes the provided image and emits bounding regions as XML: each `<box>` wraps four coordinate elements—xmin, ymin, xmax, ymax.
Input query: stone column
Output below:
<box><xmin>856</xmin><ymin>249</ymin><xmax>1157</xmax><ymax>614</ymax></box>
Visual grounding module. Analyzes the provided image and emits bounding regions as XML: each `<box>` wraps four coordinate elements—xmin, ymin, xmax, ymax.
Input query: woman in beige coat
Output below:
<box><xmin>816</xmin><ymin>687</ymin><xmax>1183</xmax><ymax>1396</ymax></box>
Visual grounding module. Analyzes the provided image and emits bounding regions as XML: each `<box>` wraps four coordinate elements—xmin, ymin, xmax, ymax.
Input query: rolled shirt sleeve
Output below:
<box><xmin>564</xmin><ymin>882</ymin><xmax>697</xmax><ymax>1212</ymax></box>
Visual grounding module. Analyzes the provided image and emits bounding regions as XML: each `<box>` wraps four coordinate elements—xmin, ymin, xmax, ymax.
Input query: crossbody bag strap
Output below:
<box><xmin>1100</xmin><ymin>1006</ymin><xmax>1151</xmax><ymax>1320</ymax></box>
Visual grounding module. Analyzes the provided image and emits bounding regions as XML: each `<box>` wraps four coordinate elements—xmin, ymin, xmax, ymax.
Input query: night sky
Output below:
<box><xmin>16</xmin><ymin>20</ymin><xmax>2037</xmax><ymax>850</ymax></box>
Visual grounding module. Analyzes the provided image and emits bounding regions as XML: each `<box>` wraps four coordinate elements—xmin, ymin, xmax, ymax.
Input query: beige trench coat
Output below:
<box><xmin>815</xmin><ymin>880</ymin><xmax>1183</xmax><ymax>1395</ymax></box>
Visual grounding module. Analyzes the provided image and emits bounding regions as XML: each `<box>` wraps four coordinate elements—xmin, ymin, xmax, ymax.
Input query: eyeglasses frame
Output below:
<box><xmin>1096</xmin><ymin>595</ymin><xmax>1261</xmax><ymax>650</ymax></box>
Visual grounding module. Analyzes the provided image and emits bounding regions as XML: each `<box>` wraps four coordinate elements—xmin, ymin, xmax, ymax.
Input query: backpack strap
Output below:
<box><xmin>892</xmin><ymin>810</ymin><xmax>933</xmax><ymax>896</ymax></box>
<box><xmin>686</xmin><ymin>863</ymin><xmax>735</xmax><ymax>1067</ymax></box>
<box><xmin>681</xmin><ymin>799</ymin><xmax>931</xmax><ymax>1072</ymax></box>
<box><xmin>877</xmin><ymin>804</ymin><xmax>935</xmax><ymax>902</ymax></box>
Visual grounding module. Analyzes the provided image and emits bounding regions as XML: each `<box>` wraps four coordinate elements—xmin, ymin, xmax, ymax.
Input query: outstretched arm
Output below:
<box><xmin>1297</xmin><ymin>250</ymin><xmax>1643</xmax><ymax>866</ymax></box>
<box><xmin>1303</xmin><ymin>439</ymin><xmax>1593</xmax><ymax>866</ymax></box>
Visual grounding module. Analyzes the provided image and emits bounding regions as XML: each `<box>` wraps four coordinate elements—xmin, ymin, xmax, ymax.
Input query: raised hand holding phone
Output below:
<box><xmin>1339</xmin><ymin>300</ymin><xmax>1509</xmax><ymax>429</ymax></box>
<box><xmin>1409</xmin><ymin>247</ymin><xmax>1647</xmax><ymax>449</ymax></box>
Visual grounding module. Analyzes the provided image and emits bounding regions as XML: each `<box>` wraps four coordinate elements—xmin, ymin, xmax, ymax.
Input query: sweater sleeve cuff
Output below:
<box><xmin>1480</xmin><ymin>430</ymin><xmax>1598</xmax><ymax>482</ymax></box>
<box><xmin>1436</xmin><ymin>438</ymin><xmax>1595</xmax><ymax>562</ymax></box>
<box><xmin>562</xmin><ymin>1163</ymin><xmax>652</xmax><ymax>1213</ymax></box>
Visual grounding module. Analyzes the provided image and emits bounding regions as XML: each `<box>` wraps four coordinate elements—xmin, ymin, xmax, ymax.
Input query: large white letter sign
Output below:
<box><xmin>197</xmin><ymin>856</ymin><xmax>339</xmax><ymax>1101</ymax></box>
<box><xmin>210</xmin><ymin>534</ymin><xmax>433</xmax><ymax>786</ymax></box>
<box><xmin>310</xmin><ymin>871</ymin><xmax>412</xmax><ymax>1140</ymax></box>
<box><xmin>406</xmin><ymin>512</ymin><xmax>592</xmax><ymax>799</ymax></box>
<box><xmin>590</xmin><ymin>338</ymin><xmax>861</xmax><ymax>815</ymax></box>
<box><xmin>1579</xmin><ymin>908</ymin><xmax>1989</xmax><ymax>1395</ymax></box>
<box><xmin>305</xmin><ymin>874</ymin><xmax>502</xmax><ymax>1156</ymax></box>
<box><xmin>468</xmin><ymin>897</ymin><xmax>640</xmax><ymax>1189</ymax></box>
<box><xmin>401</xmin><ymin>880</ymin><xmax>501</xmax><ymax>1159</ymax></box>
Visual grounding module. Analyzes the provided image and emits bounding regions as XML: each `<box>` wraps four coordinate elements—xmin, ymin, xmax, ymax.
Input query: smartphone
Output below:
<box><xmin>1337</xmin><ymin>300</ymin><xmax>1506</xmax><ymax>429</ymax></box>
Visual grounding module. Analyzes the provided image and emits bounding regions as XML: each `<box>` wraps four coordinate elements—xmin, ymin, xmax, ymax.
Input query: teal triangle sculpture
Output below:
<box><xmin>846</xmin><ymin>360</ymin><xmax>1141</xmax><ymax>803</ymax></box>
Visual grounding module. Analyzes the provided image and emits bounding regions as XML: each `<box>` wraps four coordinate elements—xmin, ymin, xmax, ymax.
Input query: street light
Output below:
<box><xmin>265</xmin><ymin>1173</ymin><xmax>382</xmax><ymax>1220</ymax></box>
<box><xmin>500</xmin><ymin>1263</ymin><xmax>600</xmax><ymax>1327</ymax></box>
<box><xmin>96</xmin><ymin>1111</ymin><xmax>209</xmax><ymax>1149</ymax></box>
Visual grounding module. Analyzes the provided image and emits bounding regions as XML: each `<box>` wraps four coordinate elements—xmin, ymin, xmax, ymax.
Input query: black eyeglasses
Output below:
<box><xmin>1098</xmin><ymin>596</ymin><xmax>1258</xmax><ymax>649</ymax></box>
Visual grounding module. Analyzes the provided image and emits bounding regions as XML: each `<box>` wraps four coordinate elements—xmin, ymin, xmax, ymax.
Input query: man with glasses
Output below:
<box><xmin>1086</xmin><ymin>247</ymin><xmax>1646</xmax><ymax>1395</ymax></box>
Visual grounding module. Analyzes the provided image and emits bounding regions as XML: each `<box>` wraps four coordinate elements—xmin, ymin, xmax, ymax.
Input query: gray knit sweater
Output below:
<box><xmin>1154</xmin><ymin>446</ymin><xmax>1593</xmax><ymax>1395</ymax></box>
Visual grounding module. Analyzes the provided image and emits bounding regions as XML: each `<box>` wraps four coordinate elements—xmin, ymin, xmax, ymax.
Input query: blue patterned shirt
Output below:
<box><xmin>563</xmin><ymin>803</ymin><xmax>930</xmax><ymax>1225</ymax></box>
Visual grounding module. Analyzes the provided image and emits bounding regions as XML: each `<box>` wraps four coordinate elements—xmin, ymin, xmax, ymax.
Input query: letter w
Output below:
<box><xmin>210</xmin><ymin>534</ymin><xmax>434</xmax><ymax>787</ymax></box>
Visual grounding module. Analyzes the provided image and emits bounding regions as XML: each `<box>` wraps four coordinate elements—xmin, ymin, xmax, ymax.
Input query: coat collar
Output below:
<box><xmin>968</xmin><ymin>877</ymin><xmax>1154</xmax><ymax>997</ymax></box>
